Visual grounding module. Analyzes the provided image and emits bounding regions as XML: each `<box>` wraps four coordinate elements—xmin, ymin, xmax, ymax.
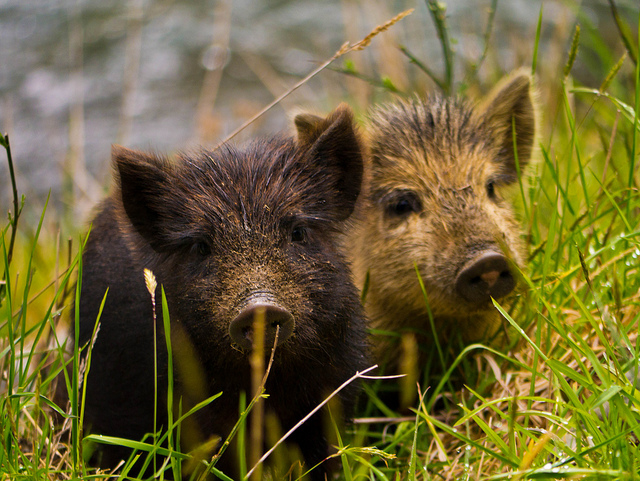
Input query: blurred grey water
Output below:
<box><xmin>0</xmin><ymin>0</ymin><xmax>350</xmax><ymax>223</ymax></box>
<box><xmin>0</xmin><ymin>0</ymin><xmax>635</xmax><ymax>226</ymax></box>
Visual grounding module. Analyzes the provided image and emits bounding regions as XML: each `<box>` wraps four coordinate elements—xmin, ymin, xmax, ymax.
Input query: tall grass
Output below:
<box><xmin>343</xmin><ymin>2</ymin><xmax>640</xmax><ymax>479</ymax></box>
<box><xmin>0</xmin><ymin>133</ymin><xmax>81</xmax><ymax>477</ymax></box>
<box><xmin>1</xmin><ymin>1</ymin><xmax>640</xmax><ymax>480</ymax></box>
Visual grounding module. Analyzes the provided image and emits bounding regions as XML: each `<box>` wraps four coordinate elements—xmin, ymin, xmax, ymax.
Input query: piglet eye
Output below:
<box><xmin>291</xmin><ymin>225</ymin><xmax>307</xmax><ymax>243</ymax></box>
<box><xmin>386</xmin><ymin>191</ymin><xmax>421</xmax><ymax>218</ymax></box>
<box><xmin>394</xmin><ymin>199</ymin><xmax>414</xmax><ymax>215</ymax></box>
<box><xmin>486</xmin><ymin>181</ymin><xmax>496</xmax><ymax>198</ymax></box>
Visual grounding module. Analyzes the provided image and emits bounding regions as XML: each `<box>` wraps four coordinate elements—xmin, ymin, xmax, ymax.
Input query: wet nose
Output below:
<box><xmin>229</xmin><ymin>293</ymin><xmax>295</xmax><ymax>350</ymax></box>
<box><xmin>455</xmin><ymin>251</ymin><xmax>516</xmax><ymax>305</ymax></box>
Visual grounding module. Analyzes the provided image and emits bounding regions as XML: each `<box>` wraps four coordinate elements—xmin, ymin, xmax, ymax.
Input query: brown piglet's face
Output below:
<box><xmin>111</xmin><ymin>104</ymin><xmax>366</xmax><ymax>358</ymax></box>
<box><xmin>352</xmin><ymin>71</ymin><xmax>536</xmax><ymax>341</ymax></box>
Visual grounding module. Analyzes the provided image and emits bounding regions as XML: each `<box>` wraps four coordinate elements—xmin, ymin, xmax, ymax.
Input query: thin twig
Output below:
<box><xmin>143</xmin><ymin>269</ymin><xmax>159</xmax><ymax>472</ymax></box>
<box><xmin>249</xmin><ymin>308</ymin><xmax>267</xmax><ymax>481</ymax></box>
<box><xmin>0</xmin><ymin>132</ymin><xmax>22</xmax><ymax>304</ymax></box>
<box><xmin>476</xmin><ymin>0</ymin><xmax>498</xmax><ymax>72</ymax></box>
<box><xmin>398</xmin><ymin>45</ymin><xmax>446</xmax><ymax>92</ymax></box>
<box><xmin>215</xmin><ymin>9</ymin><xmax>413</xmax><ymax>148</ymax></box>
<box><xmin>426</xmin><ymin>0</ymin><xmax>454</xmax><ymax>94</ymax></box>
<box><xmin>359</xmin><ymin>373</ymin><xmax>405</xmax><ymax>380</ymax></box>
<box><xmin>464</xmin><ymin>0</ymin><xmax>498</xmax><ymax>83</ymax></box>
<box><xmin>330</xmin><ymin>65</ymin><xmax>403</xmax><ymax>93</ymax></box>
<box><xmin>201</xmin><ymin>326</ymin><xmax>280</xmax><ymax>480</ymax></box>
<box><xmin>244</xmin><ymin>364</ymin><xmax>379</xmax><ymax>479</ymax></box>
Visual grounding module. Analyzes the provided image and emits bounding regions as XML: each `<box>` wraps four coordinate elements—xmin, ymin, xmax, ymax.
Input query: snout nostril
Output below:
<box><xmin>229</xmin><ymin>297</ymin><xmax>295</xmax><ymax>350</ymax></box>
<box><xmin>480</xmin><ymin>270</ymin><xmax>501</xmax><ymax>288</ymax></box>
<box><xmin>455</xmin><ymin>251</ymin><xmax>516</xmax><ymax>305</ymax></box>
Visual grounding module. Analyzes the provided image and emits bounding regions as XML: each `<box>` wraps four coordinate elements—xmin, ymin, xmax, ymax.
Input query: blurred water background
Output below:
<box><xmin>0</xmin><ymin>0</ymin><xmax>636</xmax><ymax>228</ymax></box>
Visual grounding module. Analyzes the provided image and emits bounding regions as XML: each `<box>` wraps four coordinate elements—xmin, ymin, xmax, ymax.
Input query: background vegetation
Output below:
<box><xmin>1</xmin><ymin>0</ymin><xmax>640</xmax><ymax>479</ymax></box>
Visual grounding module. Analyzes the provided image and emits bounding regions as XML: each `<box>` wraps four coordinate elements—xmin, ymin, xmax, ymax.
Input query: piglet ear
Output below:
<box><xmin>476</xmin><ymin>70</ymin><xmax>537</xmax><ymax>182</ymax></box>
<box><xmin>294</xmin><ymin>112</ymin><xmax>326</xmax><ymax>145</ymax></box>
<box><xmin>295</xmin><ymin>104</ymin><xmax>364</xmax><ymax>220</ymax></box>
<box><xmin>112</xmin><ymin>145</ymin><xmax>172</xmax><ymax>245</ymax></box>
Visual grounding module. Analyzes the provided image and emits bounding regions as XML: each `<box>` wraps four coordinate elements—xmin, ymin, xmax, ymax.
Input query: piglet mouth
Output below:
<box><xmin>229</xmin><ymin>291</ymin><xmax>295</xmax><ymax>351</ymax></box>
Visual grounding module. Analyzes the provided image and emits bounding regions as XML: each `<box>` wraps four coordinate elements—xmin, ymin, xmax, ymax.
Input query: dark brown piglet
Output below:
<box><xmin>76</xmin><ymin>105</ymin><xmax>369</xmax><ymax>479</ymax></box>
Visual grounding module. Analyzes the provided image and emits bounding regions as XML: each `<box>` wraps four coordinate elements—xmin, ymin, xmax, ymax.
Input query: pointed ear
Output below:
<box><xmin>112</xmin><ymin>145</ymin><xmax>172</xmax><ymax>246</ymax></box>
<box><xmin>296</xmin><ymin>104</ymin><xmax>364</xmax><ymax>221</ymax></box>
<box><xmin>294</xmin><ymin>112</ymin><xmax>326</xmax><ymax>145</ymax></box>
<box><xmin>477</xmin><ymin>70</ymin><xmax>537</xmax><ymax>181</ymax></box>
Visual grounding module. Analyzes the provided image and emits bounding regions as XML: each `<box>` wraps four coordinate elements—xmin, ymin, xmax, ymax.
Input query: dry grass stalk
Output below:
<box><xmin>216</xmin><ymin>8</ymin><xmax>413</xmax><ymax>148</ymax></box>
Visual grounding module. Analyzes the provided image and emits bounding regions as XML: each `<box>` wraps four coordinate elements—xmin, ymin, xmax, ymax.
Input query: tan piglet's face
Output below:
<box><xmin>349</xmin><ymin>70</ymin><xmax>536</xmax><ymax>343</ymax></box>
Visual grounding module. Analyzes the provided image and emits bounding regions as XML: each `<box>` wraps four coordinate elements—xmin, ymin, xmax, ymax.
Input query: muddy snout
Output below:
<box><xmin>455</xmin><ymin>251</ymin><xmax>516</xmax><ymax>305</ymax></box>
<box><xmin>229</xmin><ymin>292</ymin><xmax>295</xmax><ymax>350</ymax></box>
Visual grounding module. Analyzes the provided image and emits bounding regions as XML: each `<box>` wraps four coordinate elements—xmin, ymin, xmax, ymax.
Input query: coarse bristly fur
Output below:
<box><xmin>344</xmin><ymin>69</ymin><xmax>537</xmax><ymax>378</ymax></box>
<box><xmin>76</xmin><ymin>104</ymin><xmax>370</xmax><ymax>480</ymax></box>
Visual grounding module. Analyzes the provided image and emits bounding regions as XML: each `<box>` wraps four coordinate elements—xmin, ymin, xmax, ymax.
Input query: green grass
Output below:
<box><xmin>2</xmin><ymin>1</ymin><xmax>640</xmax><ymax>479</ymax></box>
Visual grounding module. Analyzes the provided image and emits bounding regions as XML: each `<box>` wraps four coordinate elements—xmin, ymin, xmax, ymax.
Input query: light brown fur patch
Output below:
<box><xmin>345</xmin><ymin>70</ymin><xmax>537</xmax><ymax>367</ymax></box>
